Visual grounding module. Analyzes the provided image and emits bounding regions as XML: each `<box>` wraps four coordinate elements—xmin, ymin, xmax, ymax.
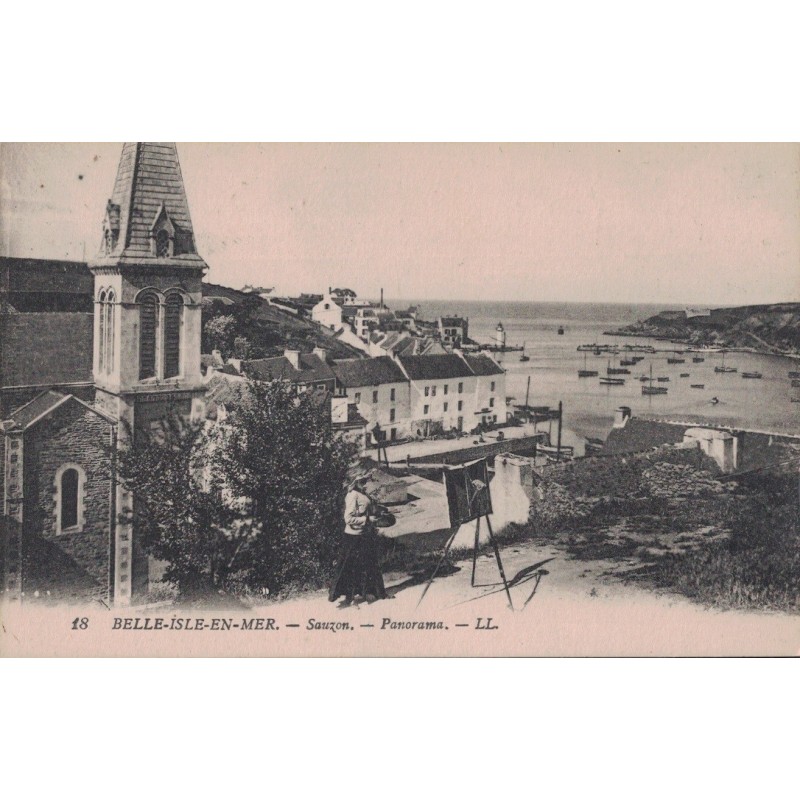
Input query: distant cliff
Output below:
<box><xmin>606</xmin><ymin>303</ymin><xmax>800</xmax><ymax>356</ymax></box>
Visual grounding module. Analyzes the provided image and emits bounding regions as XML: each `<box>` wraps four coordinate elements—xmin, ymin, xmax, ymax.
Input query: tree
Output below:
<box><xmin>117</xmin><ymin>380</ymin><xmax>356</xmax><ymax>599</ymax></box>
<box><xmin>117</xmin><ymin>415</ymin><xmax>259</xmax><ymax>598</ymax></box>
<box><xmin>203</xmin><ymin>314</ymin><xmax>237</xmax><ymax>357</ymax></box>
<box><xmin>212</xmin><ymin>380</ymin><xmax>356</xmax><ymax>591</ymax></box>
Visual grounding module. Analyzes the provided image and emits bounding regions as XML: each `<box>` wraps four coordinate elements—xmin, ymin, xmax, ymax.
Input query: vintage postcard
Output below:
<box><xmin>1</xmin><ymin>142</ymin><xmax>798</xmax><ymax>657</ymax></box>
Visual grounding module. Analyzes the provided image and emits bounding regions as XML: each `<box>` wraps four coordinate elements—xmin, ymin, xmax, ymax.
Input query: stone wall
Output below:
<box><xmin>537</xmin><ymin>443</ymin><xmax>719</xmax><ymax>498</ymax></box>
<box><xmin>23</xmin><ymin>402</ymin><xmax>113</xmax><ymax>600</ymax></box>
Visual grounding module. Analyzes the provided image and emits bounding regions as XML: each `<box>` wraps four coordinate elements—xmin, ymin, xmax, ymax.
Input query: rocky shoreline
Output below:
<box><xmin>604</xmin><ymin>302</ymin><xmax>800</xmax><ymax>359</ymax></box>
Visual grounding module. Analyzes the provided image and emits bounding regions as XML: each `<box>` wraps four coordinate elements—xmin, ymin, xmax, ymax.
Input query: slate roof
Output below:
<box><xmin>205</xmin><ymin>374</ymin><xmax>251</xmax><ymax>412</ymax></box>
<box><xmin>603</xmin><ymin>418</ymin><xmax>692</xmax><ymax>455</ymax></box>
<box><xmin>6</xmin><ymin>391</ymin><xmax>114</xmax><ymax>430</ymax></box>
<box><xmin>242</xmin><ymin>353</ymin><xmax>336</xmax><ymax>385</ymax></box>
<box><xmin>331</xmin><ymin>357</ymin><xmax>407</xmax><ymax>387</ymax></box>
<box><xmin>463</xmin><ymin>353</ymin><xmax>504</xmax><ymax>376</ymax></box>
<box><xmin>439</xmin><ymin>316</ymin><xmax>466</xmax><ymax>328</ymax></box>
<box><xmin>1</xmin><ymin>313</ymin><xmax>93</xmax><ymax>387</ymax></box>
<box><xmin>396</xmin><ymin>337</ymin><xmax>446</xmax><ymax>356</ymax></box>
<box><xmin>398</xmin><ymin>353</ymin><xmax>475</xmax><ymax>380</ymax></box>
<box><xmin>1</xmin><ymin>257</ymin><xmax>92</xmax><ymax>296</ymax></box>
<box><xmin>90</xmin><ymin>143</ymin><xmax>206</xmax><ymax>269</ymax></box>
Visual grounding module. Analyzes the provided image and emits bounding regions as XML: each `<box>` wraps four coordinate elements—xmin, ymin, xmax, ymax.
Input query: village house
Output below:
<box><xmin>438</xmin><ymin>316</ymin><xmax>469</xmax><ymax>347</ymax></box>
<box><xmin>239</xmin><ymin>348</ymin><xmax>337</xmax><ymax>395</ymax></box>
<box><xmin>331</xmin><ymin>356</ymin><xmax>411</xmax><ymax>443</ymax></box>
<box><xmin>603</xmin><ymin>406</ymin><xmax>800</xmax><ymax>473</ymax></box>
<box><xmin>396</xmin><ymin>352</ymin><xmax>506</xmax><ymax>436</ymax></box>
<box><xmin>311</xmin><ymin>291</ymin><xmax>343</xmax><ymax>330</ymax></box>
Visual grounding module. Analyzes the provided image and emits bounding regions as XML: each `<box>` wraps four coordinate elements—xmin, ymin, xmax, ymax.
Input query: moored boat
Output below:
<box><xmin>741</xmin><ymin>371</ymin><xmax>762</xmax><ymax>379</ymax></box>
<box><xmin>667</xmin><ymin>357</ymin><xmax>685</xmax><ymax>364</ymax></box>
<box><xmin>714</xmin><ymin>351</ymin><xmax>737</xmax><ymax>373</ymax></box>
<box><xmin>656</xmin><ymin>376</ymin><xmax>669</xmax><ymax>382</ymax></box>
<box><xmin>692</xmin><ymin>356</ymin><xmax>705</xmax><ymax>363</ymax></box>
<box><xmin>577</xmin><ymin>352</ymin><xmax>597</xmax><ymax>377</ymax></box>
<box><xmin>599</xmin><ymin>377</ymin><xmax>625</xmax><ymax>385</ymax></box>
<box><xmin>679</xmin><ymin>372</ymin><xmax>690</xmax><ymax>377</ymax></box>
<box><xmin>788</xmin><ymin>371</ymin><xmax>800</xmax><ymax>379</ymax></box>
<box><xmin>690</xmin><ymin>384</ymin><xmax>704</xmax><ymax>389</ymax></box>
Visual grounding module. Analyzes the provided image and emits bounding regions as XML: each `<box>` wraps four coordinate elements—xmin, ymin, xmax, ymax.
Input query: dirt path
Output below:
<box><xmin>237</xmin><ymin>537</ymin><xmax>800</xmax><ymax>657</ymax></box>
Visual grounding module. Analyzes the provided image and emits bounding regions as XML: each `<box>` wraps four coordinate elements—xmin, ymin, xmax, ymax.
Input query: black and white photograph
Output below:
<box><xmin>1</xmin><ymin>140</ymin><xmax>798</xmax><ymax>657</ymax></box>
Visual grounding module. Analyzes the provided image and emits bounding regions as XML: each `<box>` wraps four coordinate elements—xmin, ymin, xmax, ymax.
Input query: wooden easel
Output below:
<box><xmin>417</xmin><ymin>513</ymin><xmax>514</xmax><ymax>610</ymax></box>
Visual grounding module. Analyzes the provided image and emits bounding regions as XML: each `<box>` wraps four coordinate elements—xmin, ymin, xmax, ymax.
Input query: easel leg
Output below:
<box><xmin>485</xmin><ymin>516</ymin><xmax>514</xmax><ymax>610</ymax></box>
<box><xmin>470</xmin><ymin>516</ymin><xmax>481</xmax><ymax>587</ymax></box>
<box><xmin>417</xmin><ymin>526</ymin><xmax>460</xmax><ymax>608</ymax></box>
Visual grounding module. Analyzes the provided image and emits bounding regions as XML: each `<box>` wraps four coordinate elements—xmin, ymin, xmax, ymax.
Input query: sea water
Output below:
<box><xmin>397</xmin><ymin>300</ymin><xmax>800</xmax><ymax>440</ymax></box>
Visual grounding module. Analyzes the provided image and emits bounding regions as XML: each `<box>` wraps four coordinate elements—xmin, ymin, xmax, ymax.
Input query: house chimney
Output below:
<box><xmin>613</xmin><ymin>406</ymin><xmax>632</xmax><ymax>428</ymax></box>
<box><xmin>312</xmin><ymin>346</ymin><xmax>328</xmax><ymax>363</ymax></box>
<box><xmin>380</xmin><ymin>288</ymin><xmax>384</xmax><ymax>309</ymax></box>
<box><xmin>284</xmin><ymin>349</ymin><xmax>301</xmax><ymax>369</ymax></box>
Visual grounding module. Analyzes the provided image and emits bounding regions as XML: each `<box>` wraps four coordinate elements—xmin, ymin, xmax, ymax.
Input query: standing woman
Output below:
<box><xmin>329</xmin><ymin>474</ymin><xmax>388</xmax><ymax>606</ymax></box>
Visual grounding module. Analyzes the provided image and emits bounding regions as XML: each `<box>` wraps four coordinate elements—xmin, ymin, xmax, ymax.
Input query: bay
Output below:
<box><xmin>394</xmin><ymin>299</ymin><xmax>800</xmax><ymax>440</ymax></box>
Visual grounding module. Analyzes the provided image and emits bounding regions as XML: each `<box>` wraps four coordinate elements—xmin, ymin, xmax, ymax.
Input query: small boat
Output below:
<box><xmin>656</xmin><ymin>376</ymin><xmax>670</xmax><ymax>383</ymax></box>
<box><xmin>557</xmin><ymin>326</ymin><xmax>564</xmax><ymax>335</ymax></box>
<box><xmin>519</xmin><ymin>354</ymin><xmax>530</xmax><ymax>362</ymax></box>
<box><xmin>577</xmin><ymin>352</ymin><xmax>597</xmax><ymax>377</ymax></box>
<box><xmin>791</xmin><ymin>398</ymin><xmax>800</xmax><ymax>403</ymax></box>
<box><xmin>741</xmin><ymin>371</ymin><xmax>762</xmax><ymax>379</ymax></box>
<box><xmin>711</xmin><ymin>396</ymin><xmax>720</xmax><ymax>404</ymax></box>
<box><xmin>679</xmin><ymin>372</ymin><xmax>690</xmax><ymax>377</ymax></box>
<box><xmin>692</xmin><ymin>356</ymin><xmax>705</xmax><ymax>363</ymax></box>
<box><xmin>607</xmin><ymin>367</ymin><xmax>631</xmax><ymax>375</ymax></box>
<box><xmin>642</xmin><ymin>364</ymin><xmax>668</xmax><ymax>395</ymax></box>
<box><xmin>788</xmin><ymin>371</ymin><xmax>800</xmax><ymax>379</ymax></box>
<box><xmin>619</xmin><ymin>358</ymin><xmax>636</xmax><ymax>366</ymax></box>
<box><xmin>714</xmin><ymin>351</ymin><xmax>737</xmax><ymax>373</ymax></box>
<box><xmin>639</xmin><ymin>376</ymin><xmax>650</xmax><ymax>382</ymax></box>
<box><xmin>792</xmin><ymin>379</ymin><xmax>800</xmax><ymax>388</ymax></box>
<box><xmin>599</xmin><ymin>377</ymin><xmax>625</xmax><ymax>385</ymax></box>
<box><xmin>631</xmin><ymin>356</ymin><xmax>645</xmax><ymax>363</ymax></box>
<box><xmin>667</xmin><ymin>357</ymin><xmax>685</xmax><ymax>364</ymax></box>
<box><xmin>690</xmin><ymin>384</ymin><xmax>705</xmax><ymax>389</ymax></box>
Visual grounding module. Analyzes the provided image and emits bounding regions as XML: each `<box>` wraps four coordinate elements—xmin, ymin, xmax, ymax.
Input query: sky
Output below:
<box><xmin>1</xmin><ymin>142</ymin><xmax>798</xmax><ymax>306</ymax></box>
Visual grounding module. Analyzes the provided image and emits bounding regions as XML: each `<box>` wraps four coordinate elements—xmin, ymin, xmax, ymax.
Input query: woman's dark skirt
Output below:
<box><xmin>329</xmin><ymin>531</ymin><xmax>387</xmax><ymax>602</ymax></box>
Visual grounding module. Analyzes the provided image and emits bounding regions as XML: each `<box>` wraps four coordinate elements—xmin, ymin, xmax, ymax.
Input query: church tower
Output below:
<box><xmin>89</xmin><ymin>143</ymin><xmax>207</xmax><ymax>603</ymax></box>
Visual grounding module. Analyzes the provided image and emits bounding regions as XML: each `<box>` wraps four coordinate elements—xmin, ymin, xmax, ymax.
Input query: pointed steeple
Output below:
<box><xmin>91</xmin><ymin>142</ymin><xmax>207</xmax><ymax>269</ymax></box>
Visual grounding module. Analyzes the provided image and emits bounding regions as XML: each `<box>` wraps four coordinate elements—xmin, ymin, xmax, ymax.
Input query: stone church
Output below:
<box><xmin>1</xmin><ymin>143</ymin><xmax>207</xmax><ymax>605</ymax></box>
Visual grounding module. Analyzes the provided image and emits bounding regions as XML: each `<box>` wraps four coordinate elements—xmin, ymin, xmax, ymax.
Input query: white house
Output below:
<box><xmin>311</xmin><ymin>292</ymin><xmax>344</xmax><ymax>330</ymax></box>
<box><xmin>462</xmin><ymin>353</ymin><xmax>506</xmax><ymax>427</ymax></box>
<box><xmin>331</xmin><ymin>356</ymin><xmax>411</xmax><ymax>443</ymax></box>
<box><xmin>396</xmin><ymin>353</ymin><xmax>479</xmax><ymax>435</ymax></box>
<box><xmin>395</xmin><ymin>352</ymin><xmax>506</xmax><ymax>435</ymax></box>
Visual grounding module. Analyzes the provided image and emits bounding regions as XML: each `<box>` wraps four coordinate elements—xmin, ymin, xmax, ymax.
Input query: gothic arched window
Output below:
<box><xmin>156</xmin><ymin>229</ymin><xmax>170</xmax><ymax>258</ymax></box>
<box><xmin>105</xmin><ymin>290</ymin><xmax>116</xmax><ymax>374</ymax></box>
<box><xmin>98</xmin><ymin>289</ymin><xmax>107</xmax><ymax>373</ymax></box>
<box><xmin>139</xmin><ymin>291</ymin><xmax>159</xmax><ymax>380</ymax></box>
<box><xmin>164</xmin><ymin>293</ymin><xmax>184</xmax><ymax>378</ymax></box>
